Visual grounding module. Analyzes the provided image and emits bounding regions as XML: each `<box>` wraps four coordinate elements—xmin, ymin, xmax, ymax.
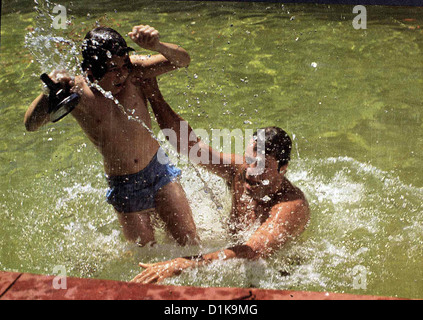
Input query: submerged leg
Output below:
<box><xmin>155</xmin><ymin>181</ymin><xmax>200</xmax><ymax>246</ymax></box>
<box><xmin>116</xmin><ymin>210</ymin><xmax>156</xmax><ymax>246</ymax></box>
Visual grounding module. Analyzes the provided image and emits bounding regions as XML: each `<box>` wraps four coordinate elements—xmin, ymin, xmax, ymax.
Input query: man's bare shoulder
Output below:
<box><xmin>267</xmin><ymin>187</ymin><xmax>310</xmax><ymax>237</ymax></box>
<box><xmin>272</xmin><ymin>179</ymin><xmax>309</xmax><ymax>213</ymax></box>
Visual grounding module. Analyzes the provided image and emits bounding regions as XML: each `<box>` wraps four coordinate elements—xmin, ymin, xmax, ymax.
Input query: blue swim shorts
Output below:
<box><xmin>106</xmin><ymin>148</ymin><xmax>181</xmax><ymax>213</ymax></box>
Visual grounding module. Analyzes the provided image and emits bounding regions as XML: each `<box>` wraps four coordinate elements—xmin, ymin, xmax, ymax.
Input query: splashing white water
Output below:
<box><xmin>25</xmin><ymin>1</ymin><xmax>80</xmax><ymax>75</ymax></box>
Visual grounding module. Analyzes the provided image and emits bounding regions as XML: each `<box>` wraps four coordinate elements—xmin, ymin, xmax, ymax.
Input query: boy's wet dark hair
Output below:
<box><xmin>253</xmin><ymin>126</ymin><xmax>292</xmax><ymax>171</ymax></box>
<box><xmin>81</xmin><ymin>27</ymin><xmax>134</xmax><ymax>81</ymax></box>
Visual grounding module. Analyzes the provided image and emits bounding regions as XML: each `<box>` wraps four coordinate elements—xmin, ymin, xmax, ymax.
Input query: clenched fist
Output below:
<box><xmin>128</xmin><ymin>25</ymin><xmax>161</xmax><ymax>51</ymax></box>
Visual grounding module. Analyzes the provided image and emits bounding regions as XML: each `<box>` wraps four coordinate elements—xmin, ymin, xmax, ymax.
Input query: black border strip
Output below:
<box><xmin>175</xmin><ymin>0</ymin><xmax>423</xmax><ymax>6</ymax></box>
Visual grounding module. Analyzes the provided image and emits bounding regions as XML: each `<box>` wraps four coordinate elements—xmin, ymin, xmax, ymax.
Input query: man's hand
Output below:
<box><xmin>131</xmin><ymin>258</ymin><xmax>194</xmax><ymax>284</ymax></box>
<box><xmin>129</xmin><ymin>25</ymin><xmax>161</xmax><ymax>51</ymax></box>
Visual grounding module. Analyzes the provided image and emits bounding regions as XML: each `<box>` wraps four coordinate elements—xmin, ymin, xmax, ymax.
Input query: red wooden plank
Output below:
<box><xmin>0</xmin><ymin>271</ymin><xmax>22</xmax><ymax>298</ymax></box>
<box><xmin>0</xmin><ymin>271</ymin><xmax>407</xmax><ymax>300</ymax></box>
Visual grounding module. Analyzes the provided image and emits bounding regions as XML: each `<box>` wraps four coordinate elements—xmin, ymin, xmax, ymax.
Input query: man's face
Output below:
<box><xmin>97</xmin><ymin>54</ymin><xmax>131</xmax><ymax>94</ymax></box>
<box><xmin>244</xmin><ymin>138</ymin><xmax>283</xmax><ymax>199</ymax></box>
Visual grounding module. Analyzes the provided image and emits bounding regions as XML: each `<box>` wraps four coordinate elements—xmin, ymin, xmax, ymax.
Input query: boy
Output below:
<box><xmin>24</xmin><ymin>25</ymin><xmax>199</xmax><ymax>246</ymax></box>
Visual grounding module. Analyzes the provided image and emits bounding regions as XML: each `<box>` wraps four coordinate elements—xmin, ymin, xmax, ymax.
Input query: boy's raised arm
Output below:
<box><xmin>24</xmin><ymin>93</ymin><xmax>50</xmax><ymax>131</ymax></box>
<box><xmin>24</xmin><ymin>71</ymin><xmax>78</xmax><ymax>131</ymax></box>
<box><xmin>128</xmin><ymin>25</ymin><xmax>191</xmax><ymax>79</ymax></box>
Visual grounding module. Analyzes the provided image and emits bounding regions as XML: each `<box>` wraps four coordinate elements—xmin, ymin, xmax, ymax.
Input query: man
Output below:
<box><xmin>24</xmin><ymin>25</ymin><xmax>199</xmax><ymax>246</ymax></box>
<box><xmin>131</xmin><ymin>78</ymin><xmax>310</xmax><ymax>284</ymax></box>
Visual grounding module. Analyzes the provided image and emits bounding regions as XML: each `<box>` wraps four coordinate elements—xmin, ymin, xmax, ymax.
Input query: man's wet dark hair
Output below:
<box><xmin>81</xmin><ymin>27</ymin><xmax>134</xmax><ymax>81</ymax></box>
<box><xmin>253</xmin><ymin>126</ymin><xmax>292</xmax><ymax>171</ymax></box>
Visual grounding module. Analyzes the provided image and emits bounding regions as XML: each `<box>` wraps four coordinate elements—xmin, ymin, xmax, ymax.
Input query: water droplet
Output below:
<box><xmin>104</xmin><ymin>91</ymin><xmax>113</xmax><ymax>99</ymax></box>
<box><xmin>261</xmin><ymin>195</ymin><xmax>271</xmax><ymax>202</ymax></box>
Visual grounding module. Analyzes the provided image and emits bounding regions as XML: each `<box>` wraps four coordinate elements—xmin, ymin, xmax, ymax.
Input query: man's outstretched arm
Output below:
<box><xmin>131</xmin><ymin>198</ymin><xmax>310</xmax><ymax>284</ymax></box>
<box><xmin>144</xmin><ymin>78</ymin><xmax>242</xmax><ymax>182</ymax></box>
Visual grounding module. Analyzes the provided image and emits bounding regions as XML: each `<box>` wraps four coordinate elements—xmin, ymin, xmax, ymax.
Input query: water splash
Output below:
<box><xmin>292</xmin><ymin>133</ymin><xmax>301</xmax><ymax>159</ymax></box>
<box><xmin>25</xmin><ymin>0</ymin><xmax>80</xmax><ymax>75</ymax></box>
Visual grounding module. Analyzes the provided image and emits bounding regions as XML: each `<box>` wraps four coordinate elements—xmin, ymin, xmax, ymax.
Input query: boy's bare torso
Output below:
<box><xmin>71</xmin><ymin>73</ymin><xmax>159</xmax><ymax>177</ymax></box>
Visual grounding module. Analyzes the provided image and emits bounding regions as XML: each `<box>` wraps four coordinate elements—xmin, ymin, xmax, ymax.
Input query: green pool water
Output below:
<box><xmin>1</xmin><ymin>0</ymin><xmax>422</xmax><ymax>299</ymax></box>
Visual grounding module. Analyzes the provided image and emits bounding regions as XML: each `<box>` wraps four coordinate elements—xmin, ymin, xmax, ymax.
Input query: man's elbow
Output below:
<box><xmin>25</xmin><ymin>122</ymin><xmax>38</xmax><ymax>132</ymax></box>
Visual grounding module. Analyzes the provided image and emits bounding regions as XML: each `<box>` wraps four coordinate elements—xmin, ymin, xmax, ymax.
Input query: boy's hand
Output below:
<box><xmin>49</xmin><ymin>70</ymin><xmax>73</xmax><ymax>85</ymax></box>
<box><xmin>129</xmin><ymin>25</ymin><xmax>161</xmax><ymax>51</ymax></box>
<box><xmin>48</xmin><ymin>70</ymin><xmax>75</xmax><ymax>91</ymax></box>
